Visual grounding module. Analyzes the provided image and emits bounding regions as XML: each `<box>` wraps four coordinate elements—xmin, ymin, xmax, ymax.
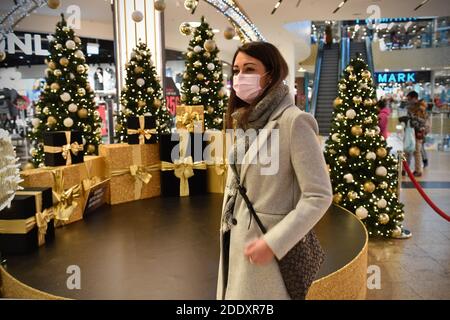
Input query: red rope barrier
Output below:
<box><xmin>402</xmin><ymin>160</ymin><xmax>450</xmax><ymax>222</ymax></box>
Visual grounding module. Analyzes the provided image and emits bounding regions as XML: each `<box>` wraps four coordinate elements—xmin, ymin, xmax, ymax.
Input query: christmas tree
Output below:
<box><xmin>324</xmin><ymin>54</ymin><xmax>405</xmax><ymax>238</ymax></box>
<box><xmin>115</xmin><ymin>42</ymin><xmax>172</xmax><ymax>142</ymax></box>
<box><xmin>180</xmin><ymin>16</ymin><xmax>228</xmax><ymax>130</ymax></box>
<box><xmin>28</xmin><ymin>14</ymin><xmax>101</xmax><ymax>167</ymax></box>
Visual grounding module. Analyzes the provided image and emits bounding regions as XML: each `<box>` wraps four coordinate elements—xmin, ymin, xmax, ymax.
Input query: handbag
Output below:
<box><xmin>404</xmin><ymin>120</ymin><xmax>416</xmax><ymax>153</ymax></box>
<box><xmin>230</xmin><ymin>164</ymin><xmax>325</xmax><ymax>300</ymax></box>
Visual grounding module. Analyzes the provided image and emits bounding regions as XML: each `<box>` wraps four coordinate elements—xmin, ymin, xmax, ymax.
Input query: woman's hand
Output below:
<box><xmin>244</xmin><ymin>238</ymin><xmax>274</xmax><ymax>265</ymax></box>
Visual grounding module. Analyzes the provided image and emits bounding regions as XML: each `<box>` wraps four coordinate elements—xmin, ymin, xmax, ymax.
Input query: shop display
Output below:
<box><xmin>116</xmin><ymin>42</ymin><xmax>172</xmax><ymax>143</ymax></box>
<box><xmin>99</xmin><ymin>144</ymin><xmax>161</xmax><ymax>205</ymax></box>
<box><xmin>28</xmin><ymin>14</ymin><xmax>102</xmax><ymax>168</ymax></box>
<box><xmin>175</xmin><ymin>105</ymin><xmax>204</xmax><ymax>132</ymax></box>
<box><xmin>127</xmin><ymin>115</ymin><xmax>158</xmax><ymax>144</ymax></box>
<box><xmin>324</xmin><ymin>54</ymin><xmax>405</xmax><ymax>238</ymax></box>
<box><xmin>160</xmin><ymin>132</ymin><xmax>206</xmax><ymax>197</ymax></box>
<box><xmin>180</xmin><ymin>16</ymin><xmax>227</xmax><ymax>130</ymax></box>
<box><xmin>43</xmin><ymin>131</ymin><xmax>84</xmax><ymax>166</ymax></box>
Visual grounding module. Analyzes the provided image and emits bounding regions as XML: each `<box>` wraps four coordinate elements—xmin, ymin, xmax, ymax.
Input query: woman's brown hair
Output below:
<box><xmin>226</xmin><ymin>41</ymin><xmax>289</xmax><ymax>128</ymax></box>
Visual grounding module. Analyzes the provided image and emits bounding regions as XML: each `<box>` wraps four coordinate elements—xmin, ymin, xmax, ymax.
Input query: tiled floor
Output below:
<box><xmin>366</xmin><ymin>150</ymin><xmax>450</xmax><ymax>300</ymax></box>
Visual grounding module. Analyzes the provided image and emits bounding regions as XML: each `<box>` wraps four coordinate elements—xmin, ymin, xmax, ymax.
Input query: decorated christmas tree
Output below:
<box><xmin>115</xmin><ymin>42</ymin><xmax>172</xmax><ymax>142</ymax></box>
<box><xmin>180</xmin><ymin>16</ymin><xmax>228</xmax><ymax>130</ymax></box>
<box><xmin>324</xmin><ymin>54</ymin><xmax>405</xmax><ymax>238</ymax></box>
<box><xmin>28</xmin><ymin>14</ymin><xmax>101</xmax><ymax>167</ymax></box>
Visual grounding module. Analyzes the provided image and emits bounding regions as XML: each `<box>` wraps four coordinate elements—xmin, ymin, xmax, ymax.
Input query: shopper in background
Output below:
<box><xmin>377</xmin><ymin>99</ymin><xmax>391</xmax><ymax>139</ymax></box>
<box><xmin>419</xmin><ymin>99</ymin><xmax>431</xmax><ymax>168</ymax></box>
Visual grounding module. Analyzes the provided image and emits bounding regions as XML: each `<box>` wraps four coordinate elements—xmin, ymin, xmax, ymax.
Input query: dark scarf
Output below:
<box><xmin>222</xmin><ymin>83</ymin><xmax>290</xmax><ymax>232</ymax></box>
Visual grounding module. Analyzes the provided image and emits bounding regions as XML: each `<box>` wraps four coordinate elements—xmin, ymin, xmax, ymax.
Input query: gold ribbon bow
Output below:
<box><xmin>161</xmin><ymin>156</ymin><xmax>207</xmax><ymax>196</ymax></box>
<box><xmin>111</xmin><ymin>163</ymin><xmax>161</xmax><ymax>200</ymax></box>
<box><xmin>82</xmin><ymin>176</ymin><xmax>102</xmax><ymax>193</ymax></box>
<box><xmin>127</xmin><ymin>116</ymin><xmax>157</xmax><ymax>144</ymax></box>
<box><xmin>43</xmin><ymin>131</ymin><xmax>84</xmax><ymax>165</ymax></box>
<box><xmin>52</xmin><ymin>170</ymin><xmax>81</xmax><ymax>223</ymax></box>
<box><xmin>177</xmin><ymin>106</ymin><xmax>203</xmax><ymax>132</ymax></box>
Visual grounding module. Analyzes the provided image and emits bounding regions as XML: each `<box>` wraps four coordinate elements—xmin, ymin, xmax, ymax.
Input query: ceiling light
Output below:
<box><xmin>271</xmin><ymin>0</ymin><xmax>283</xmax><ymax>15</ymax></box>
<box><xmin>333</xmin><ymin>0</ymin><xmax>348</xmax><ymax>14</ymax></box>
<box><xmin>212</xmin><ymin>29</ymin><xmax>220</xmax><ymax>33</ymax></box>
<box><xmin>414</xmin><ymin>0</ymin><xmax>430</xmax><ymax>11</ymax></box>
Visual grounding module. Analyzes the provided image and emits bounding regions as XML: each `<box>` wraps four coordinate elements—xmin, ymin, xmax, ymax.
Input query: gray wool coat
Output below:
<box><xmin>217</xmin><ymin>93</ymin><xmax>333</xmax><ymax>300</ymax></box>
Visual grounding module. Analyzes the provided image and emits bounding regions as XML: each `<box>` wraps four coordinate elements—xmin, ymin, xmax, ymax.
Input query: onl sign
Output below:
<box><xmin>376</xmin><ymin>72</ymin><xmax>416</xmax><ymax>84</ymax></box>
<box><xmin>0</xmin><ymin>33</ymin><xmax>50</xmax><ymax>56</ymax></box>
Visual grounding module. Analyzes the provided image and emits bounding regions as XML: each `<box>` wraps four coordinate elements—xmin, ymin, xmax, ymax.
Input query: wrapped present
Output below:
<box><xmin>100</xmin><ymin>144</ymin><xmax>160</xmax><ymax>205</ymax></box>
<box><xmin>127</xmin><ymin>115</ymin><xmax>157</xmax><ymax>145</ymax></box>
<box><xmin>0</xmin><ymin>188</ymin><xmax>55</xmax><ymax>254</ymax></box>
<box><xmin>160</xmin><ymin>132</ymin><xmax>207</xmax><ymax>197</ymax></box>
<box><xmin>175</xmin><ymin>105</ymin><xmax>204</xmax><ymax>133</ymax></box>
<box><xmin>43</xmin><ymin>131</ymin><xmax>84</xmax><ymax>166</ymax></box>
<box><xmin>204</xmin><ymin>130</ymin><xmax>230</xmax><ymax>194</ymax></box>
<box><xmin>20</xmin><ymin>156</ymin><xmax>107</xmax><ymax>226</ymax></box>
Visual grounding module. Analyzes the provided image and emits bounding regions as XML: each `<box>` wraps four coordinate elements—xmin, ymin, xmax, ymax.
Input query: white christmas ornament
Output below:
<box><xmin>194</xmin><ymin>46</ymin><xmax>202</xmax><ymax>53</ymax></box>
<box><xmin>356</xmin><ymin>207</ymin><xmax>368</xmax><ymax>219</ymax></box>
<box><xmin>346</xmin><ymin>109</ymin><xmax>356</xmax><ymax>119</ymax></box>
<box><xmin>374</xmin><ymin>126</ymin><xmax>381</xmax><ymax>134</ymax></box>
<box><xmin>132</xmin><ymin>10</ymin><xmax>144</xmax><ymax>22</ymax></box>
<box><xmin>63</xmin><ymin>117</ymin><xmax>74</xmax><ymax>128</ymax></box>
<box><xmin>31</xmin><ymin>118</ymin><xmax>41</xmax><ymax>128</ymax></box>
<box><xmin>207</xmin><ymin>63</ymin><xmax>215</xmax><ymax>71</ymax></box>
<box><xmin>375</xmin><ymin>166</ymin><xmax>387</xmax><ymax>176</ymax></box>
<box><xmin>136</xmin><ymin>78</ymin><xmax>145</xmax><ymax>87</ymax></box>
<box><xmin>60</xmin><ymin>92</ymin><xmax>71</xmax><ymax>102</ymax></box>
<box><xmin>344</xmin><ymin>173</ymin><xmax>354</xmax><ymax>183</ymax></box>
<box><xmin>65</xmin><ymin>40</ymin><xmax>76</xmax><ymax>50</ymax></box>
<box><xmin>68</xmin><ymin>103</ymin><xmax>78</xmax><ymax>113</ymax></box>
<box><xmin>365</xmin><ymin>152</ymin><xmax>376</xmax><ymax>160</ymax></box>
<box><xmin>377</xmin><ymin>198</ymin><xmax>387</xmax><ymax>209</ymax></box>
<box><xmin>190</xmin><ymin>85</ymin><xmax>200</xmax><ymax>94</ymax></box>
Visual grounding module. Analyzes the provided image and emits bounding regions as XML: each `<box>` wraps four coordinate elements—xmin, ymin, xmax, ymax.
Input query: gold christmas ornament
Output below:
<box><xmin>59</xmin><ymin>57</ymin><xmax>69</xmax><ymax>66</ymax></box>
<box><xmin>333</xmin><ymin>193</ymin><xmax>343</xmax><ymax>204</ymax></box>
<box><xmin>347</xmin><ymin>191</ymin><xmax>358</xmax><ymax>200</ymax></box>
<box><xmin>193</xmin><ymin>60</ymin><xmax>202</xmax><ymax>68</ymax></box>
<box><xmin>361</xmin><ymin>70</ymin><xmax>371</xmax><ymax>80</ymax></box>
<box><xmin>378</xmin><ymin>213</ymin><xmax>389</xmax><ymax>225</ymax></box>
<box><xmin>134</xmin><ymin>66</ymin><xmax>144</xmax><ymax>74</ymax></box>
<box><xmin>48</xmin><ymin>61</ymin><xmax>56</xmax><ymax>69</ymax></box>
<box><xmin>203</xmin><ymin>52</ymin><xmax>211</xmax><ymax>58</ymax></box>
<box><xmin>379</xmin><ymin>181</ymin><xmax>388</xmax><ymax>189</ymax></box>
<box><xmin>74</xmin><ymin>36</ymin><xmax>81</xmax><ymax>44</ymax></box>
<box><xmin>364</xmin><ymin>99</ymin><xmax>373</xmax><ymax>107</ymax></box>
<box><xmin>179</xmin><ymin>22</ymin><xmax>192</xmax><ymax>36</ymax></box>
<box><xmin>351</xmin><ymin>125</ymin><xmax>363</xmax><ymax>136</ymax></box>
<box><xmin>333</xmin><ymin>97</ymin><xmax>343</xmax><ymax>107</ymax></box>
<box><xmin>184</xmin><ymin>0</ymin><xmax>198</xmax><ymax>11</ymax></box>
<box><xmin>0</xmin><ymin>51</ymin><xmax>6</xmax><ymax>62</ymax></box>
<box><xmin>78</xmin><ymin>88</ymin><xmax>86</xmax><ymax>96</ymax></box>
<box><xmin>224</xmin><ymin>27</ymin><xmax>236</xmax><ymax>40</ymax></box>
<box><xmin>363</xmin><ymin>181</ymin><xmax>376</xmax><ymax>193</ymax></box>
<box><xmin>392</xmin><ymin>226</ymin><xmax>402</xmax><ymax>237</ymax></box>
<box><xmin>78</xmin><ymin>108</ymin><xmax>88</xmax><ymax>118</ymax></box>
<box><xmin>47</xmin><ymin>0</ymin><xmax>61</xmax><ymax>9</ymax></box>
<box><xmin>137</xmin><ymin>100</ymin><xmax>146</xmax><ymax>109</ymax></box>
<box><xmin>87</xmin><ymin>144</ymin><xmax>96</xmax><ymax>154</ymax></box>
<box><xmin>339</xmin><ymin>83</ymin><xmax>347</xmax><ymax>91</ymax></box>
<box><xmin>77</xmin><ymin>64</ymin><xmax>85</xmax><ymax>74</ymax></box>
<box><xmin>352</xmin><ymin>95</ymin><xmax>362</xmax><ymax>104</ymax></box>
<box><xmin>204</xmin><ymin>39</ymin><xmax>216</xmax><ymax>52</ymax></box>
<box><xmin>197</xmin><ymin>73</ymin><xmax>204</xmax><ymax>81</ymax></box>
<box><xmin>50</xmin><ymin>83</ymin><xmax>60</xmax><ymax>91</ymax></box>
<box><xmin>115</xmin><ymin>124</ymin><xmax>122</xmax><ymax>132</ymax></box>
<box><xmin>345</xmin><ymin>65</ymin><xmax>354</xmax><ymax>73</ymax></box>
<box><xmin>23</xmin><ymin>162</ymin><xmax>35</xmax><ymax>171</ymax></box>
<box><xmin>349</xmin><ymin>146</ymin><xmax>360</xmax><ymax>157</ymax></box>
<box><xmin>53</xmin><ymin>69</ymin><xmax>62</xmax><ymax>77</ymax></box>
<box><xmin>338</xmin><ymin>155</ymin><xmax>347</xmax><ymax>163</ymax></box>
<box><xmin>154</xmin><ymin>0</ymin><xmax>166</xmax><ymax>11</ymax></box>
<box><xmin>376</xmin><ymin>147</ymin><xmax>387</xmax><ymax>158</ymax></box>
<box><xmin>207</xmin><ymin>106</ymin><xmax>214</xmax><ymax>114</ymax></box>
<box><xmin>46</xmin><ymin>116</ymin><xmax>57</xmax><ymax>126</ymax></box>
<box><xmin>154</xmin><ymin>98</ymin><xmax>162</xmax><ymax>108</ymax></box>
<box><xmin>349</xmin><ymin>73</ymin><xmax>357</xmax><ymax>81</ymax></box>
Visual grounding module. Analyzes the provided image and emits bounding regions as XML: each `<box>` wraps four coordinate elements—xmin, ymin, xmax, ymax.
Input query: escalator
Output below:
<box><xmin>349</xmin><ymin>37</ymin><xmax>375</xmax><ymax>79</ymax></box>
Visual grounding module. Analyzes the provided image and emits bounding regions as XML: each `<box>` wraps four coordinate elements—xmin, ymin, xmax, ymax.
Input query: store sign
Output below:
<box><xmin>0</xmin><ymin>32</ymin><xmax>50</xmax><ymax>56</ymax></box>
<box><xmin>376</xmin><ymin>72</ymin><xmax>416</xmax><ymax>83</ymax></box>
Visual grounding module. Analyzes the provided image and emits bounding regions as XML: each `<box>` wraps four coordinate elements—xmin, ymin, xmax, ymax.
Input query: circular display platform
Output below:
<box><xmin>0</xmin><ymin>195</ymin><xmax>367</xmax><ymax>299</ymax></box>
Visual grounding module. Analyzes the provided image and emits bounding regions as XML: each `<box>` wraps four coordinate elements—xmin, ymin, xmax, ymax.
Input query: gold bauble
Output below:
<box><xmin>224</xmin><ymin>27</ymin><xmax>235</xmax><ymax>40</ymax></box>
<box><xmin>134</xmin><ymin>66</ymin><xmax>144</xmax><ymax>74</ymax></box>
<box><xmin>154</xmin><ymin>0</ymin><xmax>166</xmax><ymax>11</ymax></box>
<box><xmin>203</xmin><ymin>52</ymin><xmax>211</xmax><ymax>58</ymax></box>
<box><xmin>77</xmin><ymin>108</ymin><xmax>88</xmax><ymax>118</ymax></box>
<box><xmin>50</xmin><ymin>83</ymin><xmax>60</xmax><ymax>91</ymax></box>
<box><xmin>347</xmin><ymin>191</ymin><xmax>358</xmax><ymax>200</ymax></box>
<box><xmin>379</xmin><ymin>181</ymin><xmax>388</xmax><ymax>189</ymax></box>
<box><xmin>376</xmin><ymin>147</ymin><xmax>387</xmax><ymax>158</ymax></box>
<box><xmin>345</xmin><ymin>65</ymin><xmax>354</xmax><ymax>73</ymax></box>
<box><xmin>87</xmin><ymin>144</ymin><xmax>96</xmax><ymax>154</ymax></box>
<box><xmin>48</xmin><ymin>61</ymin><xmax>56</xmax><ymax>69</ymax></box>
<box><xmin>352</xmin><ymin>95</ymin><xmax>362</xmax><ymax>104</ymax></box>
<box><xmin>364</xmin><ymin>99</ymin><xmax>373</xmax><ymax>107</ymax></box>
<box><xmin>187</xmin><ymin>51</ymin><xmax>194</xmax><ymax>59</ymax></box>
<box><xmin>333</xmin><ymin>97</ymin><xmax>343</xmax><ymax>107</ymax></box>
<box><xmin>74</xmin><ymin>36</ymin><xmax>81</xmax><ymax>44</ymax></box>
<box><xmin>339</xmin><ymin>83</ymin><xmax>347</xmax><ymax>91</ymax></box>
<box><xmin>349</xmin><ymin>73</ymin><xmax>357</xmax><ymax>81</ymax></box>
<box><xmin>349</xmin><ymin>146</ymin><xmax>360</xmax><ymax>157</ymax></box>
<box><xmin>0</xmin><ymin>51</ymin><xmax>6</xmax><ymax>62</ymax></box>
<box><xmin>47</xmin><ymin>0</ymin><xmax>61</xmax><ymax>10</ymax></box>
<box><xmin>137</xmin><ymin>100</ymin><xmax>146</xmax><ymax>109</ymax></box>
<box><xmin>363</xmin><ymin>181</ymin><xmax>376</xmax><ymax>193</ymax></box>
<box><xmin>179</xmin><ymin>22</ymin><xmax>192</xmax><ymax>36</ymax></box>
<box><xmin>77</xmin><ymin>64</ymin><xmax>85</xmax><ymax>74</ymax></box>
<box><xmin>333</xmin><ymin>193</ymin><xmax>343</xmax><ymax>204</ymax></box>
<box><xmin>197</xmin><ymin>73</ymin><xmax>204</xmax><ymax>81</ymax></box>
<box><xmin>115</xmin><ymin>124</ymin><xmax>122</xmax><ymax>132</ymax></box>
<box><xmin>361</xmin><ymin>70</ymin><xmax>371</xmax><ymax>79</ymax></box>
<box><xmin>59</xmin><ymin>57</ymin><xmax>69</xmax><ymax>67</ymax></box>
<box><xmin>184</xmin><ymin>0</ymin><xmax>198</xmax><ymax>11</ymax></box>
<box><xmin>204</xmin><ymin>39</ymin><xmax>216</xmax><ymax>52</ymax></box>
<box><xmin>23</xmin><ymin>162</ymin><xmax>36</xmax><ymax>171</ymax></box>
<box><xmin>153</xmin><ymin>98</ymin><xmax>162</xmax><ymax>108</ymax></box>
<box><xmin>207</xmin><ymin>106</ymin><xmax>214</xmax><ymax>114</ymax></box>
<box><xmin>46</xmin><ymin>116</ymin><xmax>57</xmax><ymax>126</ymax></box>
<box><xmin>392</xmin><ymin>226</ymin><xmax>402</xmax><ymax>237</ymax></box>
<box><xmin>53</xmin><ymin>69</ymin><xmax>62</xmax><ymax>77</ymax></box>
<box><xmin>351</xmin><ymin>125</ymin><xmax>363</xmax><ymax>136</ymax></box>
<box><xmin>378</xmin><ymin>213</ymin><xmax>389</xmax><ymax>225</ymax></box>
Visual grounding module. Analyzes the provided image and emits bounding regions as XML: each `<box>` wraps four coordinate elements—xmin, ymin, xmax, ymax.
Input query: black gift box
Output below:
<box><xmin>159</xmin><ymin>132</ymin><xmax>206</xmax><ymax>197</ymax></box>
<box><xmin>127</xmin><ymin>115</ymin><xmax>157</xmax><ymax>144</ymax></box>
<box><xmin>43</xmin><ymin>130</ymin><xmax>84</xmax><ymax>166</ymax></box>
<box><xmin>0</xmin><ymin>187</ymin><xmax>55</xmax><ymax>255</ymax></box>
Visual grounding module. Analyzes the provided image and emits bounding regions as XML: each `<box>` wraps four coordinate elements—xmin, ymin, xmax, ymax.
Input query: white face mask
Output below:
<box><xmin>233</xmin><ymin>73</ymin><xmax>267</xmax><ymax>104</ymax></box>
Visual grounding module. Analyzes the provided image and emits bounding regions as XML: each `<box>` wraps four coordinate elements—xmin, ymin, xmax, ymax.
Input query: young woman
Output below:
<box><xmin>217</xmin><ymin>42</ymin><xmax>332</xmax><ymax>300</ymax></box>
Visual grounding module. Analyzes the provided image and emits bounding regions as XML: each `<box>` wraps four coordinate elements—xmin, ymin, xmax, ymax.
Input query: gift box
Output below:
<box><xmin>99</xmin><ymin>144</ymin><xmax>160</xmax><ymax>205</ymax></box>
<box><xmin>127</xmin><ymin>115</ymin><xmax>157</xmax><ymax>144</ymax></box>
<box><xmin>204</xmin><ymin>130</ymin><xmax>230</xmax><ymax>194</ymax></box>
<box><xmin>160</xmin><ymin>132</ymin><xmax>207</xmax><ymax>197</ymax></box>
<box><xmin>0</xmin><ymin>187</ymin><xmax>55</xmax><ymax>255</ymax></box>
<box><xmin>175</xmin><ymin>105</ymin><xmax>204</xmax><ymax>133</ymax></box>
<box><xmin>20</xmin><ymin>156</ymin><xmax>107</xmax><ymax>226</ymax></box>
<box><xmin>43</xmin><ymin>131</ymin><xmax>84</xmax><ymax>166</ymax></box>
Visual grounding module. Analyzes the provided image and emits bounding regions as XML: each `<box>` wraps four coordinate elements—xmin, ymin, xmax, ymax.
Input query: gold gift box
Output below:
<box><xmin>20</xmin><ymin>156</ymin><xmax>107</xmax><ymax>226</ymax></box>
<box><xmin>175</xmin><ymin>105</ymin><xmax>205</xmax><ymax>133</ymax></box>
<box><xmin>99</xmin><ymin>143</ymin><xmax>161</xmax><ymax>205</ymax></box>
<box><xmin>205</xmin><ymin>130</ymin><xmax>230</xmax><ymax>194</ymax></box>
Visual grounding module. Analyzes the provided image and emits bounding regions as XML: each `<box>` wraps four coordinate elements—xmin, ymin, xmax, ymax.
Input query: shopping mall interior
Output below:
<box><xmin>0</xmin><ymin>0</ymin><xmax>449</xmax><ymax>302</ymax></box>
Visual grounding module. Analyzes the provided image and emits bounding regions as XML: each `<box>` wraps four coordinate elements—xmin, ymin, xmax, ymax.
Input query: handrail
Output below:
<box><xmin>310</xmin><ymin>41</ymin><xmax>324</xmax><ymax>116</ymax></box>
<box><xmin>365</xmin><ymin>36</ymin><xmax>376</xmax><ymax>85</ymax></box>
<box><xmin>339</xmin><ymin>37</ymin><xmax>350</xmax><ymax>80</ymax></box>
